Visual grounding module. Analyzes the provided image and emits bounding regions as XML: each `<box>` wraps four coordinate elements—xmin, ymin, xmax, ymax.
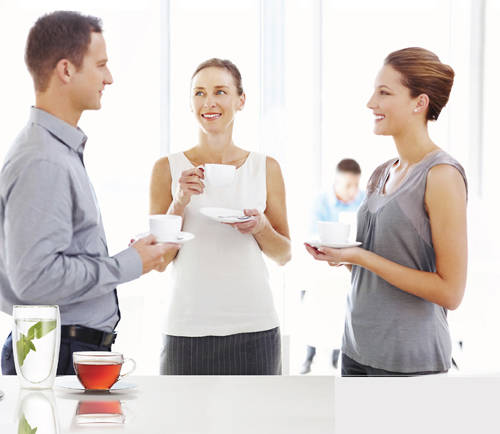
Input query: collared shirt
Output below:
<box><xmin>0</xmin><ymin>107</ymin><xmax>142</xmax><ymax>332</ymax></box>
<box><xmin>309</xmin><ymin>188</ymin><xmax>365</xmax><ymax>236</ymax></box>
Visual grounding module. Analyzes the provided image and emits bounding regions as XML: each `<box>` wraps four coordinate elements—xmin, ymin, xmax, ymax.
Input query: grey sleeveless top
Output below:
<box><xmin>342</xmin><ymin>150</ymin><xmax>467</xmax><ymax>373</ymax></box>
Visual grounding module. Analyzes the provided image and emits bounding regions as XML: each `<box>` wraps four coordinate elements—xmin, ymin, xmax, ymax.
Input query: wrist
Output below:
<box><xmin>343</xmin><ymin>247</ymin><xmax>363</xmax><ymax>265</ymax></box>
<box><xmin>254</xmin><ymin>214</ymin><xmax>270</xmax><ymax>235</ymax></box>
<box><xmin>170</xmin><ymin>197</ymin><xmax>187</xmax><ymax>214</ymax></box>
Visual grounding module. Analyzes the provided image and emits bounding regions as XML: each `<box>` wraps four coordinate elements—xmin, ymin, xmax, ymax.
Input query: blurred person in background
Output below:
<box><xmin>300</xmin><ymin>159</ymin><xmax>364</xmax><ymax>374</ymax></box>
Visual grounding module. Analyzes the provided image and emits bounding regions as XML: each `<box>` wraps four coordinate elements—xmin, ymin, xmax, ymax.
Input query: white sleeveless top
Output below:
<box><xmin>163</xmin><ymin>151</ymin><xmax>280</xmax><ymax>337</ymax></box>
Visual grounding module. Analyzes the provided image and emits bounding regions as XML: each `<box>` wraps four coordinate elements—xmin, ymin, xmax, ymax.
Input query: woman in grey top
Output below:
<box><xmin>305</xmin><ymin>47</ymin><xmax>468</xmax><ymax>376</ymax></box>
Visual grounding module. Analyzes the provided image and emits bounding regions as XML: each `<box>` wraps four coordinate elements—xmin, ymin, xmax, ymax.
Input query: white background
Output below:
<box><xmin>0</xmin><ymin>0</ymin><xmax>498</xmax><ymax>375</ymax></box>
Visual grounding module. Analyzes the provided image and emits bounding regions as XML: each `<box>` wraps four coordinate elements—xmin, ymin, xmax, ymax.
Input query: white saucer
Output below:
<box><xmin>156</xmin><ymin>231</ymin><xmax>195</xmax><ymax>244</ymax></box>
<box><xmin>135</xmin><ymin>231</ymin><xmax>195</xmax><ymax>244</ymax></box>
<box><xmin>306</xmin><ymin>240</ymin><xmax>362</xmax><ymax>249</ymax></box>
<box><xmin>200</xmin><ymin>207</ymin><xmax>256</xmax><ymax>224</ymax></box>
<box><xmin>56</xmin><ymin>376</ymin><xmax>137</xmax><ymax>392</ymax></box>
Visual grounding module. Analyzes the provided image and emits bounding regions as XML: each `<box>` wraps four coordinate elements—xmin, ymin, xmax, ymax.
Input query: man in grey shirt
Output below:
<box><xmin>0</xmin><ymin>11</ymin><xmax>178</xmax><ymax>375</ymax></box>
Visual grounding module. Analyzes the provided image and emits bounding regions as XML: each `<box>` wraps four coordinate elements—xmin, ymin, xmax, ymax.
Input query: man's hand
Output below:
<box><xmin>131</xmin><ymin>234</ymin><xmax>180</xmax><ymax>274</ymax></box>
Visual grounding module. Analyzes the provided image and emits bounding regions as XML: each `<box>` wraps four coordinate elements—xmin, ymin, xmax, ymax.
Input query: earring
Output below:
<box><xmin>414</xmin><ymin>108</ymin><xmax>419</xmax><ymax>113</ymax></box>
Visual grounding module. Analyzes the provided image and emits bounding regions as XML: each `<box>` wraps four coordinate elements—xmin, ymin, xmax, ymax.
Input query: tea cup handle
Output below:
<box><xmin>119</xmin><ymin>358</ymin><xmax>136</xmax><ymax>379</ymax></box>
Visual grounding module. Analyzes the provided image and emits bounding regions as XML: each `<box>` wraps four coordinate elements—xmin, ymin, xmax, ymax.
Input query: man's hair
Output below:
<box><xmin>25</xmin><ymin>11</ymin><xmax>102</xmax><ymax>92</ymax></box>
<box><xmin>336</xmin><ymin>158</ymin><xmax>361</xmax><ymax>175</ymax></box>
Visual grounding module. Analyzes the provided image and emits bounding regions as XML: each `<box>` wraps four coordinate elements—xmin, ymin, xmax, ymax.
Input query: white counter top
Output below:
<box><xmin>1</xmin><ymin>374</ymin><xmax>498</xmax><ymax>433</ymax></box>
<box><xmin>0</xmin><ymin>375</ymin><xmax>334</xmax><ymax>433</ymax></box>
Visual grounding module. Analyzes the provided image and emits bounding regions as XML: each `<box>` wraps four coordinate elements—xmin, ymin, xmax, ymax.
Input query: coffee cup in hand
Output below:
<box><xmin>149</xmin><ymin>214</ymin><xmax>182</xmax><ymax>242</ymax></box>
<box><xmin>317</xmin><ymin>221</ymin><xmax>350</xmax><ymax>244</ymax></box>
<box><xmin>203</xmin><ymin>164</ymin><xmax>236</xmax><ymax>188</ymax></box>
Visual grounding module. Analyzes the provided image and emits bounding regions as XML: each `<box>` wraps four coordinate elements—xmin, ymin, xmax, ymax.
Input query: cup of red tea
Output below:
<box><xmin>73</xmin><ymin>352</ymin><xmax>136</xmax><ymax>391</ymax></box>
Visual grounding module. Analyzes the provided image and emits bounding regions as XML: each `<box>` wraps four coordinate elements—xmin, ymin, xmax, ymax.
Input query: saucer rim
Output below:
<box><xmin>55</xmin><ymin>376</ymin><xmax>137</xmax><ymax>392</ymax></box>
<box><xmin>156</xmin><ymin>231</ymin><xmax>194</xmax><ymax>243</ymax></box>
<box><xmin>305</xmin><ymin>240</ymin><xmax>362</xmax><ymax>249</ymax></box>
<box><xmin>200</xmin><ymin>207</ymin><xmax>257</xmax><ymax>223</ymax></box>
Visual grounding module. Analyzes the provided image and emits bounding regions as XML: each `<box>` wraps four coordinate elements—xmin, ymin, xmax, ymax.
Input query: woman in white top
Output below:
<box><xmin>150</xmin><ymin>58</ymin><xmax>291</xmax><ymax>375</ymax></box>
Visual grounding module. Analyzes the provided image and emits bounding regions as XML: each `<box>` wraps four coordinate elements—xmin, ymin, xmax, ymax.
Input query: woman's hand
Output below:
<box><xmin>304</xmin><ymin>243</ymin><xmax>361</xmax><ymax>265</ymax></box>
<box><xmin>173</xmin><ymin>166</ymin><xmax>205</xmax><ymax>209</ymax></box>
<box><xmin>226</xmin><ymin>209</ymin><xmax>268</xmax><ymax>235</ymax></box>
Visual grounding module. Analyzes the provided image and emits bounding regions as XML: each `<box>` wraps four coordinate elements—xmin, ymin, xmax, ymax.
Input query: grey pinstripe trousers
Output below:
<box><xmin>160</xmin><ymin>327</ymin><xmax>282</xmax><ymax>375</ymax></box>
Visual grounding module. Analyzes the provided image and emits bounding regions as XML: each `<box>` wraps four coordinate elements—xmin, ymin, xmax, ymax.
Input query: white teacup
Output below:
<box><xmin>149</xmin><ymin>214</ymin><xmax>182</xmax><ymax>242</ymax></box>
<box><xmin>203</xmin><ymin>164</ymin><xmax>236</xmax><ymax>188</ymax></box>
<box><xmin>317</xmin><ymin>221</ymin><xmax>350</xmax><ymax>244</ymax></box>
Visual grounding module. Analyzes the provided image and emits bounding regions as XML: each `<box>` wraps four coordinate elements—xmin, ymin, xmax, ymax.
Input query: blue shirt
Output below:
<box><xmin>0</xmin><ymin>107</ymin><xmax>142</xmax><ymax>332</ymax></box>
<box><xmin>310</xmin><ymin>189</ymin><xmax>365</xmax><ymax>236</ymax></box>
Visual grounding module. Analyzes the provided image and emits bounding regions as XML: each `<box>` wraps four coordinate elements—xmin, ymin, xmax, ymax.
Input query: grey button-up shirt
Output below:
<box><xmin>0</xmin><ymin>107</ymin><xmax>142</xmax><ymax>332</ymax></box>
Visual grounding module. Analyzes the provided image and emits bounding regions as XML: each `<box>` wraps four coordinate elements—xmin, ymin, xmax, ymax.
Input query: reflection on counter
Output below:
<box><xmin>74</xmin><ymin>400</ymin><xmax>125</xmax><ymax>425</ymax></box>
<box><xmin>17</xmin><ymin>389</ymin><xmax>59</xmax><ymax>434</ymax></box>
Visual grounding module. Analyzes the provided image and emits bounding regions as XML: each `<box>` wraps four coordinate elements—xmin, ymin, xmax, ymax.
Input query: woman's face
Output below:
<box><xmin>366</xmin><ymin>64</ymin><xmax>420</xmax><ymax>137</ymax></box>
<box><xmin>190</xmin><ymin>66</ymin><xmax>245</xmax><ymax>135</ymax></box>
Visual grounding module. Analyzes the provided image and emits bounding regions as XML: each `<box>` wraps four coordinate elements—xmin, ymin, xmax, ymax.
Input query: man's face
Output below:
<box><xmin>70</xmin><ymin>32</ymin><xmax>113</xmax><ymax>111</ymax></box>
<box><xmin>334</xmin><ymin>171</ymin><xmax>360</xmax><ymax>204</ymax></box>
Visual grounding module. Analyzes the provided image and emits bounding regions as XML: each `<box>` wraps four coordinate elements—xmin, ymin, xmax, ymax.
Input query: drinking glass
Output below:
<box><xmin>17</xmin><ymin>389</ymin><xmax>59</xmax><ymax>434</ymax></box>
<box><xmin>13</xmin><ymin>305</ymin><xmax>61</xmax><ymax>389</ymax></box>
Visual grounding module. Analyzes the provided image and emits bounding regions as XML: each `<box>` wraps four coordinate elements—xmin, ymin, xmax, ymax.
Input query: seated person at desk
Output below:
<box><xmin>300</xmin><ymin>159</ymin><xmax>364</xmax><ymax>374</ymax></box>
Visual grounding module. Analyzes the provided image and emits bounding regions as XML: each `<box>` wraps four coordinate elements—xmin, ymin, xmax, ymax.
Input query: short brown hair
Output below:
<box><xmin>192</xmin><ymin>58</ymin><xmax>244</xmax><ymax>95</ymax></box>
<box><xmin>25</xmin><ymin>11</ymin><xmax>102</xmax><ymax>92</ymax></box>
<box><xmin>336</xmin><ymin>159</ymin><xmax>361</xmax><ymax>175</ymax></box>
<box><xmin>384</xmin><ymin>47</ymin><xmax>454</xmax><ymax>121</ymax></box>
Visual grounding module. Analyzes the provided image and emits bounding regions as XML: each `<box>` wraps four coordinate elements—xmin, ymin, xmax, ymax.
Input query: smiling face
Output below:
<box><xmin>366</xmin><ymin>64</ymin><xmax>423</xmax><ymax>137</ymax></box>
<box><xmin>69</xmin><ymin>32</ymin><xmax>113</xmax><ymax>111</ymax></box>
<box><xmin>190</xmin><ymin>66</ymin><xmax>245</xmax><ymax>135</ymax></box>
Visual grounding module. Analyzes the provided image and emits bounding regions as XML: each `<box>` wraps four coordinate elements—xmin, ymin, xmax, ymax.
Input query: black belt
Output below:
<box><xmin>61</xmin><ymin>325</ymin><xmax>116</xmax><ymax>348</ymax></box>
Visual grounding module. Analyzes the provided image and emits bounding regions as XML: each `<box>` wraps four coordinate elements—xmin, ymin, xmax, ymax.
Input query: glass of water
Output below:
<box><xmin>13</xmin><ymin>305</ymin><xmax>61</xmax><ymax>389</ymax></box>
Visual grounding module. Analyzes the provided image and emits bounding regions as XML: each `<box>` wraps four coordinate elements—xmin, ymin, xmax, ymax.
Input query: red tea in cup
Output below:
<box><xmin>75</xmin><ymin>362</ymin><xmax>121</xmax><ymax>390</ymax></box>
<box><xmin>73</xmin><ymin>352</ymin><xmax>135</xmax><ymax>390</ymax></box>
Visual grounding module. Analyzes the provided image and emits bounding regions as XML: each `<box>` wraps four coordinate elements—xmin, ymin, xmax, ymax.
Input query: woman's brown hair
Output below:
<box><xmin>384</xmin><ymin>47</ymin><xmax>454</xmax><ymax>121</ymax></box>
<box><xmin>192</xmin><ymin>58</ymin><xmax>244</xmax><ymax>96</ymax></box>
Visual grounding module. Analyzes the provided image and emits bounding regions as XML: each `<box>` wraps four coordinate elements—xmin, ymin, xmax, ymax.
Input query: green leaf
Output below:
<box><xmin>16</xmin><ymin>334</ymin><xmax>32</xmax><ymax>367</ymax></box>
<box><xmin>16</xmin><ymin>320</ymin><xmax>56</xmax><ymax>367</ymax></box>
<box><xmin>29</xmin><ymin>320</ymin><xmax>57</xmax><ymax>339</ymax></box>
<box><xmin>27</xmin><ymin>327</ymin><xmax>34</xmax><ymax>341</ymax></box>
<box><xmin>18</xmin><ymin>414</ymin><xmax>37</xmax><ymax>434</ymax></box>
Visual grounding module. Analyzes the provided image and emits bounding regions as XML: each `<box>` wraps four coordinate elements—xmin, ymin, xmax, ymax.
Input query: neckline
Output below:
<box><xmin>380</xmin><ymin>149</ymin><xmax>441</xmax><ymax>197</ymax></box>
<box><xmin>181</xmin><ymin>151</ymin><xmax>252</xmax><ymax>171</ymax></box>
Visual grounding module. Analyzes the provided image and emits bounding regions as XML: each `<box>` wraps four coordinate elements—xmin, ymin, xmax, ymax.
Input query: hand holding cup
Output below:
<box><xmin>174</xmin><ymin>166</ymin><xmax>205</xmax><ymax>209</ymax></box>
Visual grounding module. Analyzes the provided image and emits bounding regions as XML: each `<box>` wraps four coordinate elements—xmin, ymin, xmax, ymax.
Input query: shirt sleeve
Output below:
<box><xmin>4</xmin><ymin>159</ymin><xmax>142</xmax><ymax>305</ymax></box>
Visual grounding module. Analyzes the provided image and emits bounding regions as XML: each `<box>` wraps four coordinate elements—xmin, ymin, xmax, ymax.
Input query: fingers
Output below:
<box><xmin>304</xmin><ymin>243</ymin><xmax>332</xmax><ymax>262</ymax></box>
<box><xmin>179</xmin><ymin>173</ymin><xmax>205</xmax><ymax>196</ymax></box>
<box><xmin>243</xmin><ymin>208</ymin><xmax>259</xmax><ymax>217</ymax></box>
<box><xmin>134</xmin><ymin>234</ymin><xmax>156</xmax><ymax>245</ymax></box>
<box><xmin>181</xmin><ymin>167</ymin><xmax>204</xmax><ymax>179</ymax></box>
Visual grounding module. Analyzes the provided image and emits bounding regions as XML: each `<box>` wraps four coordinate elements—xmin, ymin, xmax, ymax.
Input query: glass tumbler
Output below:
<box><xmin>13</xmin><ymin>305</ymin><xmax>61</xmax><ymax>389</ymax></box>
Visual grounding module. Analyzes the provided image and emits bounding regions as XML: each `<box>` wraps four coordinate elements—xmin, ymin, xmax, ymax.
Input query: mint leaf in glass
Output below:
<box><xmin>18</xmin><ymin>414</ymin><xmax>37</xmax><ymax>434</ymax></box>
<box><xmin>16</xmin><ymin>320</ymin><xmax>57</xmax><ymax>367</ymax></box>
